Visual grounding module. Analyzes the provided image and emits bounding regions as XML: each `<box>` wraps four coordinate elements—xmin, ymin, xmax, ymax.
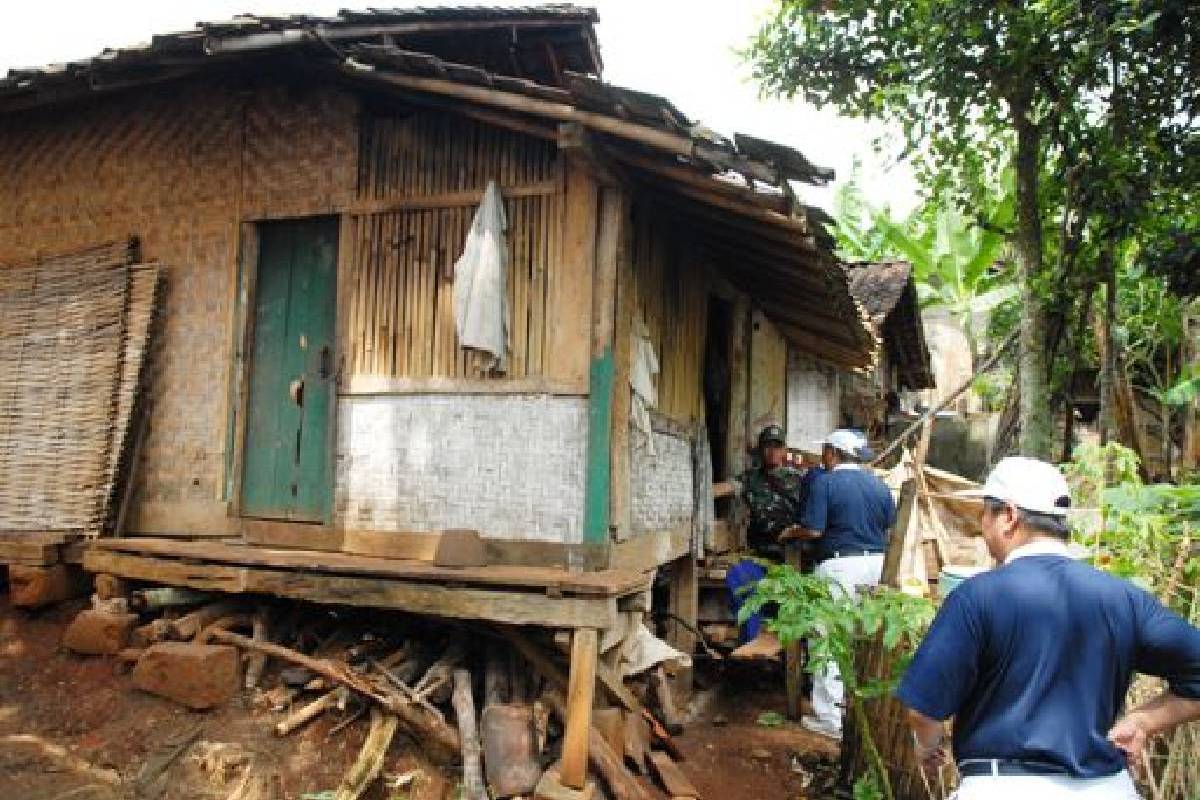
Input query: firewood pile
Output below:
<box><xmin>65</xmin><ymin>584</ymin><xmax>698</xmax><ymax>800</ymax></box>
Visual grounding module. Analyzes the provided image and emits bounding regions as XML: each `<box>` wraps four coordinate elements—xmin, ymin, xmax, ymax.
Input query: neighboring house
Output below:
<box><xmin>0</xmin><ymin>6</ymin><xmax>877</xmax><ymax>578</ymax></box>
<box><xmin>787</xmin><ymin>260</ymin><xmax>933</xmax><ymax>448</ymax></box>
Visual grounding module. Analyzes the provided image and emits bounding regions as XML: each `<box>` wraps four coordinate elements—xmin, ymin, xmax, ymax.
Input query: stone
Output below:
<box><xmin>63</xmin><ymin>609</ymin><xmax>139</xmax><ymax>655</ymax></box>
<box><xmin>133</xmin><ymin>642</ymin><xmax>241</xmax><ymax>710</ymax></box>
<box><xmin>533</xmin><ymin>766</ymin><xmax>595</xmax><ymax>800</ymax></box>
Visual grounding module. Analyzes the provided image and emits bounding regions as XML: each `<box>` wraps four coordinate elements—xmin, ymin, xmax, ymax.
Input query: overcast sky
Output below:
<box><xmin>1</xmin><ymin>0</ymin><xmax>920</xmax><ymax>214</ymax></box>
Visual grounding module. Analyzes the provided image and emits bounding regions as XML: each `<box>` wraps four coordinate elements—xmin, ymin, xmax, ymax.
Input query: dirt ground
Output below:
<box><xmin>0</xmin><ymin>594</ymin><xmax>841</xmax><ymax>800</ymax></box>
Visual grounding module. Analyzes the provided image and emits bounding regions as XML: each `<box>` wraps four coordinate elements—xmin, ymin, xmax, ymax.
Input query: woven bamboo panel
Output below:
<box><xmin>0</xmin><ymin>241</ymin><xmax>162</xmax><ymax>536</ymax></box>
<box><xmin>102</xmin><ymin>264</ymin><xmax>164</xmax><ymax>532</ymax></box>
<box><xmin>629</xmin><ymin>203</ymin><xmax>709</xmax><ymax>423</ymax></box>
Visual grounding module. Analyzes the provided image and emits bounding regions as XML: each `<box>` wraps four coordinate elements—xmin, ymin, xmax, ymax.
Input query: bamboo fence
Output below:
<box><xmin>0</xmin><ymin>240</ymin><xmax>162</xmax><ymax>537</ymax></box>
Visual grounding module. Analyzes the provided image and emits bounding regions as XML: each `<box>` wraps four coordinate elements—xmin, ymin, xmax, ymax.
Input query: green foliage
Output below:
<box><xmin>741</xmin><ymin>564</ymin><xmax>934</xmax><ymax>799</ymax></box>
<box><xmin>1066</xmin><ymin>442</ymin><xmax>1200</xmax><ymax>605</ymax></box>
<box><xmin>853</xmin><ymin>771</ymin><xmax>886</xmax><ymax>800</ymax></box>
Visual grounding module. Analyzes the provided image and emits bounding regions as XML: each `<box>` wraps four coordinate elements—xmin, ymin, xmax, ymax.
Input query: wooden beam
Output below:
<box><xmin>347</xmin><ymin>181</ymin><xmax>558</xmax><ymax>217</ymax></box>
<box><xmin>83</xmin><ymin>550</ymin><xmax>618</xmax><ymax>628</ymax></box>
<box><xmin>561</xmin><ymin>628</ymin><xmax>599</xmax><ymax>789</ymax></box>
<box><xmin>343</xmin><ymin>63</ymin><xmax>697</xmax><ymax>157</ymax></box>
<box><xmin>608</xmin><ymin>147</ymin><xmax>789</xmax><ymax>214</ymax></box>
<box><xmin>547</xmin><ymin>159</ymin><xmax>598</xmax><ymax>393</ymax></box>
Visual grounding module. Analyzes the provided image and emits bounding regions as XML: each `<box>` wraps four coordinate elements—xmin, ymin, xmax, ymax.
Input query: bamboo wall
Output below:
<box><xmin>344</xmin><ymin>110</ymin><xmax>561</xmax><ymax>382</ymax></box>
<box><xmin>0</xmin><ymin>76</ymin><xmax>358</xmax><ymax>535</ymax></box>
<box><xmin>628</xmin><ymin>204</ymin><xmax>709</xmax><ymax>424</ymax></box>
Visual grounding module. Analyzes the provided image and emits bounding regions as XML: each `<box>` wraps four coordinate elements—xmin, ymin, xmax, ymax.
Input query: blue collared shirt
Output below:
<box><xmin>800</xmin><ymin>464</ymin><xmax>894</xmax><ymax>562</ymax></box>
<box><xmin>896</xmin><ymin>542</ymin><xmax>1200</xmax><ymax>778</ymax></box>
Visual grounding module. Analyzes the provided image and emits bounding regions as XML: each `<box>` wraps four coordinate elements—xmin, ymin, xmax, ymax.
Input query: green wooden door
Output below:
<box><xmin>241</xmin><ymin>218</ymin><xmax>337</xmax><ymax>521</ymax></box>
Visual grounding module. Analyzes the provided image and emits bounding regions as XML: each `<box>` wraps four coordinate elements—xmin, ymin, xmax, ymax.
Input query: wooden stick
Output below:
<box><xmin>451</xmin><ymin>669</ymin><xmax>488</xmax><ymax>800</ymax></box>
<box><xmin>873</xmin><ymin>330</ymin><xmax>1018</xmax><ymax>466</ymax></box>
<box><xmin>209</xmin><ymin>629</ymin><xmax>460</xmax><ymax>764</ymax></box>
<box><xmin>333</xmin><ymin>707</ymin><xmax>400</xmax><ymax>800</ymax></box>
<box><xmin>170</xmin><ymin>600</ymin><xmax>244</xmax><ymax>641</ymax></box>
<box><xmin>245</xmin><ymin>606</ymin><xmax>271</xmax><ymax>690</ymax></box>
<box><xmin>503</xmin><ymin>629</ymin><xmax>650</xmax><ymax>800</ymax></box>
<box><xmin>275</xmin><ymin>688</ymin><xmax>342</xmax><ymax>736</ymax></box>
<box><xmin>560</xmin><ymin>628</ymin><xmax>598</xmax><ymax>790</ymax></box>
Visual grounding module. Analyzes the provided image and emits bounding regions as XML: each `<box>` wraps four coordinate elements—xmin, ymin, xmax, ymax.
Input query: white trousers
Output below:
<box><xmin>811</xmin><ymin>553</ymin><xmax>885</xmax><ymax>731</ymax></box>
<box><xmin>952</xmin><ymin>770</ymin><xmax>1140</xmax><ymax>799</ymax></box>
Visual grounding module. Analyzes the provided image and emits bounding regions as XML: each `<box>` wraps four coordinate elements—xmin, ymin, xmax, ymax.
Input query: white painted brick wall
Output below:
<box><xmin>630</xmin><ymin>429</ymin><xmax>694</xmax><ymax>535</ymax></box>
<box><xmin>334</xmin><ymin>395</ymin><xmax>587</xmax><ymax>542</ymax></box>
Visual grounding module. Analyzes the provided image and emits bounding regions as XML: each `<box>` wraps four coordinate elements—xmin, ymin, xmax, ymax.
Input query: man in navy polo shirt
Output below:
<box><xmin>783</xmin><ymin>428</ymin><xmax>895</xmax><ymax>739</ymax></box>
<box><xmin>897</xmin><ymin>457</ymin><xmax>1200</xmax><ymax>799</ymax></box>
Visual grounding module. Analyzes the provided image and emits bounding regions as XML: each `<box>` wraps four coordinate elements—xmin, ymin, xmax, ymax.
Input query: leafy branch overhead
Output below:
<box><xmin>749</xmin><ymin>0</ymin><xmax>1200</xmax><ymax>459</ymax></box>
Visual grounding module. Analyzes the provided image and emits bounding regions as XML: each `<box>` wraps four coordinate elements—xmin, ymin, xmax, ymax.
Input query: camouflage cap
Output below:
<box><xmin>758</xmin><ymin>424</ymin><xmax>786</xmax><ymax>447</ymax></box>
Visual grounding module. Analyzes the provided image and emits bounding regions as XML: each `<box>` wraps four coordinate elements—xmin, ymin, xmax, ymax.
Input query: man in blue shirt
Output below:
<box><xmin>897</xmin><ymin>457</ymin><xmax>1200</xmax><ymax>798</ymax></box>
<box><xmin>783</xmin><ymin>428</ymin><xmax>895</xmax><ymax>739</ymax></box>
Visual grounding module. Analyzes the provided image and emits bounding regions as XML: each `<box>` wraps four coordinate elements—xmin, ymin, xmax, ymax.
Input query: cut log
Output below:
<box><xmin>333</xmin><ymin>707</ymin><xmax>400</xmax><ymax>800</ymax></box>
<box><xmin>451</xmin><ymin>669</ymin><xmax>488</xmax><ymax>800</ymax></box>
<box><xmin>209</xmin><ymin>629</ymin><xmax>460</xmax><ymax>764</ymax></box>
<box><xmin>170</xmin><ymin>601</ymin><xmax>243</xmax><ymax>641</ymax></box>
<box><xmin>647</xmin><ymin>751</ymin><xmax>700</xmax><ymax>799</ymax></box>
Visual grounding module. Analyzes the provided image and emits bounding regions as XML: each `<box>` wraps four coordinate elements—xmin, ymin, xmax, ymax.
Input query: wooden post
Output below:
<box><xmin>583</xmin><ymin>185</ymin><xmax>623</xmax><ymax>555</ymax></box>
<box><xmin>561</xmin><ymin>628</ymin><xmax>599</xmax><ymax>790</ymax></box>
<box><xmin>451</xmin><ymin>669</ymin><xmax>487</xmax><ymax>800</ymax></box>
<box><xmin>667</xmin><ymin>554</ymin><xmax>698</xmax><ymax>696</ymax></box>
<box><xmin>609</xmin><ymin>192</ymin><xmax>635</xmax><ymax>542</ymax></box>
<box><xmin>783</xmin><ymin>542</ymin><xmax>804</xmax><ymax>719</ymax></box>
<box><xmin>881</xmin><ymin>480</ymin><xmax>919</xmax><ymax>588</ymax></box>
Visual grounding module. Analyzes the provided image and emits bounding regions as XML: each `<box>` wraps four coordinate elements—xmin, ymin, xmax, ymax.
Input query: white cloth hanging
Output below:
<box><xmin>453</xmin><ymin>180</ymin><xmax>509</xmax><ymax>371</ymax></box>
<box><xmin>630</xmin><ymin>319</ymin><xmax>659</xmax><ymax>455</ymax></box>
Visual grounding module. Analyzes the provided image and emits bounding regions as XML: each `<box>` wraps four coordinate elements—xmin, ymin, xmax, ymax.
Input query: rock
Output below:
<box><xmin>63</xmin><ymin>609</ymin><xmax>139</xmax><ymax>655</ymax></box>
<box><xmin>133</xmin><ymin>642</ymin><xmax>241</xmax><ymax>710</ymax></box>
<box><xmin>750</xmin><ymin>747</ymin><xmax>772</xmax><ymax>761</ymax></box>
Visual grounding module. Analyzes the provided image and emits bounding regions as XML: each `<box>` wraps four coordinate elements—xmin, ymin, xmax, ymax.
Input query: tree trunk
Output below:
<box><xmin>1098</xmin><ymin>249</ymin><xmax>1117</xmax><ymax>446</ymax></box>
<box><xmin>1012</xmin><ymin>102</ymin><xmax>1054</xmax><ymax>459</ymax></box>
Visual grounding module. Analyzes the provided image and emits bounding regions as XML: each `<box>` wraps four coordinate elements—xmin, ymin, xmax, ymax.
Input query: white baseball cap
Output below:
<box><xmin>958</xmin><ymin>456</ymin><xmax>1072</xmax><ymax>517</ymax></box>
<box><xmin>815</xmin><ymin>429</ymin><xmax>870</xmax><ymax>458</ymax></box>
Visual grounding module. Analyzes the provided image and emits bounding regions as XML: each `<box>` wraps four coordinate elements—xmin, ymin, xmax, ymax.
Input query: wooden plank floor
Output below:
<box><xmin>83</xmin><ymin>538</ymin><xmax>651</xmax><ymax>629</ymax></box>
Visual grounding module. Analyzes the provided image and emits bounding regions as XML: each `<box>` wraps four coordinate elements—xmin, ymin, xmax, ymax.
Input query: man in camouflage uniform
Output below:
<box><xmin>737</xmin><ymin>424</ymin><xmax>806</xmax><ymax>560</ymax></box>
<box><xmin>727</xmin><ymin>424</ymin><xmax>808</xmax><ymax>659</ymax></box>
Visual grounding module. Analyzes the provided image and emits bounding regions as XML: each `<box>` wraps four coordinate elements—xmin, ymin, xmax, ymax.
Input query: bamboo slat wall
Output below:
<box><xmin>346</xmin><ymin>109</ymin><xmax>560</xmax><ymax>380</ymax></box>
<box><xmin>629</xmin><ymin>205</ymin><xmax>709</xmax><ymax>423</ymax></box>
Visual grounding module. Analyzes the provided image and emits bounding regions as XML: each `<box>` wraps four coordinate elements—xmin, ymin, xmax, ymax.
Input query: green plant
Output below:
<box><xmin>740</xmin><ymin>564</ymin><xmax>934</xmax><ymax>800</ymax></box>
<box><xmin>1067</xmin><ymin>442</ymin><xmax>1200</xmax><ymax>607</ymax></box>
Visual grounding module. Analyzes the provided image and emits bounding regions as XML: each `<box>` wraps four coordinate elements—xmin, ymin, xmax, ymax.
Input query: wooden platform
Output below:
<box><xmin>83</xmin><ymin>538</ymin><xmax>652</xmax><ymax>629</ymax></box>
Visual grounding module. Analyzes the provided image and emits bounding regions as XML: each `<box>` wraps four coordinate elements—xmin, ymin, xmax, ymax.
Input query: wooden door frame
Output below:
<box><xmin>225</xmin><ymin>215</ymin><xmax>343</xmax><ymax>531</ymax></box>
